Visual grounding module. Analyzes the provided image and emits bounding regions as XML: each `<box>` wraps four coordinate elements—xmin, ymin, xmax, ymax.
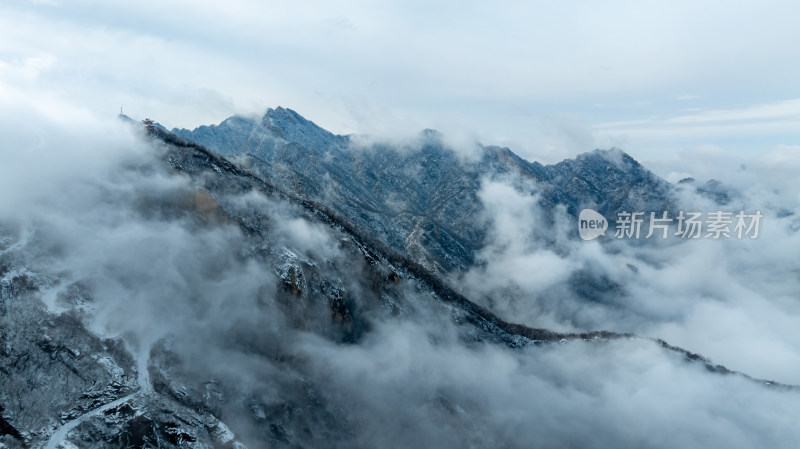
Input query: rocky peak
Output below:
<box><xmin>262</xmin><ymin>107</ymin><xmax>342</xmax><ymax>152</ymax></box>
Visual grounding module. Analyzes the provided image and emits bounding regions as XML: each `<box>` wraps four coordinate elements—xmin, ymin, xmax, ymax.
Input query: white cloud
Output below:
<box><xmin>594</xmin><ymin>98</ymin><xmax>800</xmax><ymax>164</ymax></box>
<box><xmin>463</xmin><ymin>165</ymin><xmax>800</xmax><ymax>384</ymax></box>
<box><xmin>596</xmin><ymin>99</ymin><xmax>800</xmax><ymax>136</ymax></box>
<box><xmin>2</xmin><ymin>0</ymin><xmax>799</xmax><ymax>159</ymax></box>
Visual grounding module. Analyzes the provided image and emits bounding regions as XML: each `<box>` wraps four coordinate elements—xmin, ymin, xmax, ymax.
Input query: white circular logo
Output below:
<box><xmin>578</xmin><ymin>209</ymin><xmax>608</xmax><ymax>240</ymax></box>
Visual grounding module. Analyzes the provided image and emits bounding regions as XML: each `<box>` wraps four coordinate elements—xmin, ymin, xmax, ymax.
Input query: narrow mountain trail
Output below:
<box><xmin>42</xmin><ymin>392</ymin><xmax>139</xmax><ymax>449</ymax></box>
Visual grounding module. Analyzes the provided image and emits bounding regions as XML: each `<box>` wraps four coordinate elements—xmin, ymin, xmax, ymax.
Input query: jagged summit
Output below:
<box><xmin>176</xmin><ymin>108</ymin><xmax>650</xmax><ymax>177</ymax></box>
<box><xmin>176</xmin><ymin>108</ymin><xmax>652</xmax><ymax>175</ymax></box>
<box><xmin>263</xmin><ymin>106</ymin><xmax>321</xmax><ymax>133</ymax></box>
<box><xmin>171</xmin><ymin>107</ymin><xmax>346</xmax><ymax>156</ymax></box>
<box><xmin>582</xmin><ymin>147</ymin><xmax>639</xmax><ymax>165</ymax></box>
<box><xmin>261</xmin><ymin>107</ymin><xmax>342</xmax><ymax>150</ymax></box>
<box><xmin>544</xmin><ymin>147</ymin><xmax>672</xmax><ymax>217</ymax></box>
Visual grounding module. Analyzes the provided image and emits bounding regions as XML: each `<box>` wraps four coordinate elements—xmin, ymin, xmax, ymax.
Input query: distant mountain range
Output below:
<box><xmin>172</xmin><ymin>107</ymin><xmax>675</xmax><ymax>274</ymax></box>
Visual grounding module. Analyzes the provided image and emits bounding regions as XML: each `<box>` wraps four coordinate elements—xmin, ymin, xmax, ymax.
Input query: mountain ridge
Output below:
<box><xmin>151</xmin><ymin>121</ymin><xmax>795</xmax><ymax>388</ymax></box>
<box><xmin>172</xmin><ymin>108</ymin><xmax>675</xmax><ymax>274</ymax></box>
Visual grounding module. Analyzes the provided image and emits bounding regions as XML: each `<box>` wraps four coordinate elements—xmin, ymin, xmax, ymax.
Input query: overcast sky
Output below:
<box><xmin>2</xmin><ymin>0</ymin><xmax>799</xmax><ymax>166</ymax></box>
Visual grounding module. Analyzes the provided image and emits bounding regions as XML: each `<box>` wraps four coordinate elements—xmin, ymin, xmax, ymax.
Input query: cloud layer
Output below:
<box><xmin>456</xmin><ymin>153</ymin><xmax>800</xmax><ymax>386</ymax></box>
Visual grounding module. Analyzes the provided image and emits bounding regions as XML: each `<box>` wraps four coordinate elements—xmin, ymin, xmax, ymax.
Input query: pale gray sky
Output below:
<box><xmin>2</xmin><ymin>0</ymin><xmax>799</xmax><ymax>167</ymax></box>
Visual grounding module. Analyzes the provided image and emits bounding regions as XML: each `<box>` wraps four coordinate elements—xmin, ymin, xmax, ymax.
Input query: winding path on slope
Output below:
<box><xmin>42</xmin><ymin>392</ymin><xmax>139</xmax><ymax>449</ymax></box>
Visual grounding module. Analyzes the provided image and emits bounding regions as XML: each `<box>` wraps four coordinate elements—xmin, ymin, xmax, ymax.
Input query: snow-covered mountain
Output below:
<box><xmin>1</xmin><ymin>110</ymin><xmax>798</xmax><ymax>449</ymax></box>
